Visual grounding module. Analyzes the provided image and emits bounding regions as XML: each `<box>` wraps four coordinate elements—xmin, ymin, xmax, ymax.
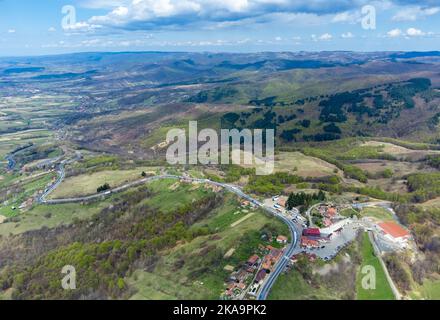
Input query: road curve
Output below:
<box><xmin>38</xmin><ymin>171</ymin><xmax>298</xmax><ymax>299</ymax></box>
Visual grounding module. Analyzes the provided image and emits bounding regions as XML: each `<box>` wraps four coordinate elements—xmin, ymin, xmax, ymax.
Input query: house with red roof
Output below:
<box><xmin>276</xmin><ymin>235</ymin><xmax>288</xmax><ymax>244</ymax></box>
<box><xmin>247</xmin><ymin>254</ymin><xmax>260</xmax><ymax>266</ymax></box>
<box><xmin>323</xmin><ymin>218</ymin><xmax>332</xmax><ymax>227</ymax></box>
<box><xmin>302</xmin><ymin>228</ymin><xmax>321</xmax><ymax>237</ymax></box>
<box><xmin>378</xmin><ymin>221</ymin><xmax>411</xmax><ymax>246</ymax></box>
<box><xmin>277</xmin><ymin>197</ymin><xmax>287</xmax><ymax>208</ymax></box>
<box><xmin>300</xmin><ymin>236</ymin><xmax>319</xmax><ymax>248</ymax></box>
<box><xmin>325</xmin><ymin>207</ymin><xmax>337</xmax><ymax>218</ymax></box>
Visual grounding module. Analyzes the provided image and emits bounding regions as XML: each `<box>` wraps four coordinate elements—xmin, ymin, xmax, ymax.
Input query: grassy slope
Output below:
<box><xmin>0</xmin><ymin>201</ymin><xmax>110</xmax><ymax>236</ymax></box>
<box><xmin>410</xmin><ymin>278</ymin><xmax>440</xmax><ymax>300</ymax></box>
<box><xmin>274</xmin><ymin>152</ymin><xmax>340</xmax><ymax>178</ymax></box>
<box><xmin>268</xmin><ymin>271</ymin><xmax>335</xmax><ymax>300</ymax></box>
<box><xmin>0</xmin><ymin>172</ymin><xmax>57</xmax><ymax>218</ymax></box>
<box><xmin>356</xmin><ymin>233</ymin><xmax>394</xmax><ymax>300</ymax></box>
<box><xmin>361</xmin><ymin>207</ymin><xmax>394</xmax><ymax>221</ymax></box>
<box><xmin>48</xmin><ymin>167</ymin><xmax>159</xmax><ymax>199</ymax></box>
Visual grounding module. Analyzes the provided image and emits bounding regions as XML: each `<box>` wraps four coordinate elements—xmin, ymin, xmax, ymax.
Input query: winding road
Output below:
<box><xmin>5</xmin><ymin>154</ymin><xmax>16</xmax><ymax>171</ymax></box>
<box><xmin>37</xmin><ymin>164</ymin><xmax>300</xmax><ymax>299</ymax></box>
<box><xmin>257</xmin><ymin>213</ymin><xmax>299</xmax><ymax>300</ymax></box>
<box><xmin>4</xmin><ymin>144</ymin><xmax>34</xmax><ymax>171</ymax></box>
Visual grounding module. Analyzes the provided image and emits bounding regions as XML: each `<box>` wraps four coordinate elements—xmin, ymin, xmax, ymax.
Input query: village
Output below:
<box><xmin>222</xmin><ymin>234</ymin><xmax>287</xmax><ymax>300</ymax></box>
<box><xmin>222</xmin><ymin>193</ymin><xmax>414</xmax><ymax>300</ymax></box>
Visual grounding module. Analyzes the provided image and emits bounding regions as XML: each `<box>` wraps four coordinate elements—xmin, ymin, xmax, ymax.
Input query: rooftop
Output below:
<box><xmin>247</xmin><ymin>254</ymin><xmax>260</xmax><ymax>265</ymax></box>
<box><xmin>378</xmin><ymin>221</ymin><xmax>410</xmax><ymax>238</ymax></box>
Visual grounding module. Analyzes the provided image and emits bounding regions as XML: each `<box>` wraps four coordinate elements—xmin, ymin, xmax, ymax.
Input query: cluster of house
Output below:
<box><xmin>316</xmin><ymin>204</ymin><xmax>338</xmax><ymax>227</ymax></box>
<box><xmin>241</xmin><ymin>200</ymin><xmax>257</xmax><ymax>209</ymax></box>
<box><xmin>299</xmin><ymin>223</ymin><xmax>347</xmax><ymax>249</ymax></box>
<box><xmin>223</xmin><ymin>242</ymin><xmax>286</xmax><ymax>299</ymax></box>
<box><xmin>290</xmin><ymin>252</ymin><xmax>318</xmax><ymax>264</ymax></box>
<box><xmin>18</xmin><ymin>197</ymin><xmax>34</xmax><ymax>211</ymax></box>
<box><xmin>300</xmin><ymin>228</ymin><xmax>324</xmax><ymax>249</ymax></box>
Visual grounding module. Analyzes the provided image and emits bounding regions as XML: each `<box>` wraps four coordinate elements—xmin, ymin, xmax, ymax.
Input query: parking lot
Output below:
<box><xmin>299</xmin><ymin>220</ymin><xmax>363</xmax><ymax>260</ymax></box>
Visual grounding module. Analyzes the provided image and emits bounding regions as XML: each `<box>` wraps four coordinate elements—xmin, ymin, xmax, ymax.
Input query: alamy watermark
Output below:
<box><xmin>61</xmin><ymin>265</ymin><xmax>76</xmax><ymax>290</ymax></box>
<box><xmin>361</xmin><ymin>5</ymin><xmax>376</xmax><ymax>30</ymax></box>
<box><xmin>361</xmin><ymin>265</ymin><xmax>376</xmax><ymax>290</ymax></box>
<box><xmin>61</xmin><ymin>5</ymin><xmax>76</xmax><ymax>30</ymax></box>
<box><xmin>165</xmin><ymin>121</ymin><xmax>274</xmax><ymax>175</ymax></box>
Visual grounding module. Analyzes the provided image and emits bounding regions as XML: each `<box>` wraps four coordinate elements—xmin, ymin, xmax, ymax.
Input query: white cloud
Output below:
<box><xmin>84</xmin><ymin>0</ymin><xmax>379</xmax><ymax>30</ymax></box>
<box><xmin>392</xmin><ymin>6</ymin><xmax>440</xmax><ymax>21</ymax></box>
<box><xmin>48</xmin><ymin>27</ymin><xmax>56</xmax><ymax>32</ymax></box>
<box><xmin>387</xmin><ymin>28</ymin><xmax>402</xmax><ymax>38</ymax></box>
<box><xmin>406</xmin><ymin>27</ymin><xmax>425</xmax><ymax>36</ymax></box>
<box><xmin>385</xmin><ymin>27</ymin><xmax>430</xmax><ymax>38</ymax></box>
<box><xmin>8</xmin><ymin>29</ymin><xmax>16</xmax><ymax>33</ymax></box>
<box><xmin>341</xmin><ymin>32</ymin><xmax>354</xmax><ymax>38</ymax></box>
<box><xmin>332</xmin><ymin>11</ymin><xmax>360</xmax><ymax>23</ymax></box>
<box><xmin>319</xmin><ymin>33</ymin><xmax>332</xmax><ymax>41</ymax></box>
<box><xmin>312</xmin><ymin>33</ymin><xmax>332</xmax><ymax>41</ymax></box>
<box><xmin>62</xmin><ymin>21</ymin><xmax>102</xmax><ymax>32</ymax></box>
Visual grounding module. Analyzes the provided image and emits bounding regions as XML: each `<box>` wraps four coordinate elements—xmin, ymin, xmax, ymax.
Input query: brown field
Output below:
<box><xmin>362</xmin><ymin>141</ymin><xmax>440</xmax><ymax>160</ymax></box>
<box><xmin>418</xmin><ymin>197</ymin><xmax>440</xmax><ymax>209</ymax></box>
<box><xmin>353</xmin><ymin>160</ymin><xmax>434</xmax><ymax>177</ymax></box>
<box><xmin>274</xmin><ymin>152</ymin><xmax>340</xmax><ymax>177</ymax></box>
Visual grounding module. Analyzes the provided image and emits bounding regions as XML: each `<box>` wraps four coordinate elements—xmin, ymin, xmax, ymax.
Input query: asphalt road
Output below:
<box><xmin>4</xmin><ymin>144</ymin><xmax>35</xmax><ymax>171</ymax></box>
<box><xmin>257</xmin><ymin>213</ymin><xmax>299</xmax><ymax>300</ymax></box>
<box><xmin>37</xmin><ymin>170</ymin><xmax>298</xmax><ymax>299</ymax></box>
<box><xmin>37</xmin><ymin>153</ymin><xmax>81</xmax><ymax>204</ymax></box>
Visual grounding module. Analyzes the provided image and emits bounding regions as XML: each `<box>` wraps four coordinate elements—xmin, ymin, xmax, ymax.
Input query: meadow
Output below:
<box><xmin>356</xmin><ymin>233</ymin><xmax>394</xmax><ymax>300</ymax></box>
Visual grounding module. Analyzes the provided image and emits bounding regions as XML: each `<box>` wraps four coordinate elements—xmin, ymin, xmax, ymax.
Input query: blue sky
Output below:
<box><xmin>0</xmin><ymin>0</ymin><xmax>439</xmax><ymax>56</ymax></box>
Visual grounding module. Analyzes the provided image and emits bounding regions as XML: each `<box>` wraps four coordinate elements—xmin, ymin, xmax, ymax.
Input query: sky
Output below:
<box><xmin>0</xmin><ymin>0</ymin><xmax>439</xmax><ymax>56</ymax></box>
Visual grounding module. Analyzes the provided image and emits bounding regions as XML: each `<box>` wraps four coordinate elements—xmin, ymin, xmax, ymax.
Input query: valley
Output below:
<box><xmin>0</xmin><ymin>51</ymin><xmax>439</xmax><ymax>300</ymax></box>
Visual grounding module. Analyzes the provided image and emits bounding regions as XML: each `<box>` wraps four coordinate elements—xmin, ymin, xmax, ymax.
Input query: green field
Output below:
<box><xmin>49</xmin><ymin>167</ymin><xmax>159</xmax><ymax>199</ymax></box>
<box><xmin>361</xmin><ymin>207</ymin><xmax>394</xmax><ymax>221</ymax></box>
<box><xmin>0</xmin><ymin>201</ymin><xmax>109</xmax><ymax>236</ymax></box>
<box><xmin>142</xmin><ymin>179</ymin><xmax>214</xmax><ymax>212</ymax></box>
<box><xmin>340</xmin><ymin>207</ymin><xmax>360</xmax><ymax>218</ymax></box>
<box><xmin>410</xmin><ymin>278</ymin><xmax>440</xmax><ymax>300</ymax></box>
<box><xmin>0</xmin><ymin>130</ymin><xmax>53</xmax><ymax>159</ymax></box>
<box><xmin>356</xmin><ymin>233</ymin><xmax>395</xmax><ymax>300</ymax></box>
<box><xmin>268</xmin><ymin>271</ymin><xmax>336</xmax><ymax>300</ymax></box>
<box><xmin>0</xmin><ymin>172</ymin><xmax>57</xmax><ymax>218</ymax></box>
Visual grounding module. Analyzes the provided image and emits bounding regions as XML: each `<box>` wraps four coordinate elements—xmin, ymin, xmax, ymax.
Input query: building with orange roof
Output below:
<box><xmin>247</xmin><ymin>254</ymin><xmax>260</xmax><ymax>266</ymax></box>
<box><xmin>276</xmin><ymin>235</ymin><xmax>288</xmax><ymax>244</ymax></box>
<box><xmin>300</xmin><ymin>236</ymin><xmax>319</xmax><ymax>248</ymax></box>
<box><xmin>326</xmin><ymin>207</ymin><xmax>337</xmax><ymax>218</ymax></box>
<box><xmin>277</xmin><ymin>198</ymin><xmax>287</xmax><ymax>208</ymax></box>
<box><xmin>323</xmin><ymin>218</ymin><xmax>332</xmax><ymax>227</ymax></box>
